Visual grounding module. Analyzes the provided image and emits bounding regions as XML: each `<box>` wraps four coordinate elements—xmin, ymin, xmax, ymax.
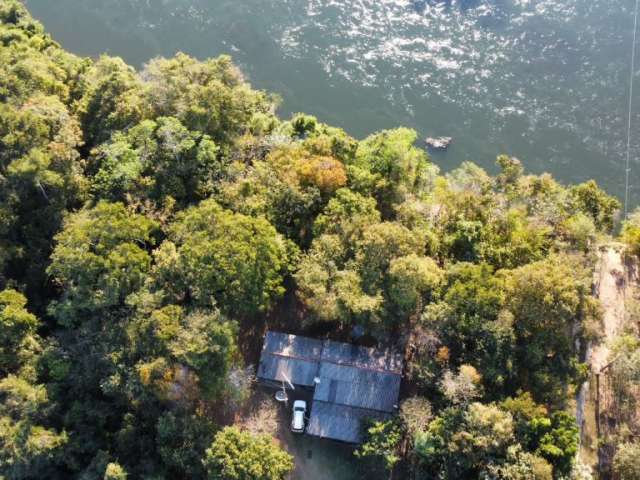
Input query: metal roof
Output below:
<box><xmin>257</xmin><ymin>354</ymin><xmax>320</xmax><ymax>387</ymax></box>
<box><xmin>306</xmin><ymin>401</ymin><xmax>390</xmax><ymax>444</ymax></box>
<box><xmin>262</xmin><ymin>331</ymin><xmax>323</xmax><ymax>359</ymax></box>
<box><xmin>313</xmin><ymin>362</ymin><xmax>401</xmax><ymax>412</ymax></box>
<box><xmin>320</xmin><ymin>339</ymin><xmax>404</xmax><ymax>374</ymax></box>
<box><xmin>257</xmin><ymin>331</ymin><xmax>403</xmax><ymax>443</ymax></box>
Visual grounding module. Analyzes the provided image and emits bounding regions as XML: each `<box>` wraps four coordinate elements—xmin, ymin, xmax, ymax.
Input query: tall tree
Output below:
<box><xmin>203</xmin><ymin>426</ymin><xmax>293</xmax><ymax>480</ymax></box>
<box><xmin>47</xmin><ymin>202</ymin><xmax>157</xmax><ymax>326</ymax></box>
<box><xmin>156</xmin><ymin>199</ymin><xmax>290</xmax><ymax>317</ymax></box>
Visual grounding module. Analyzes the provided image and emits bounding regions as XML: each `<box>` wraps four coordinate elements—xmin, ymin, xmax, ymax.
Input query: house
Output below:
<box><xmin>257</xmin><ymin>331</ymin><xmax>403</xmax><ymax>443</ymax></box>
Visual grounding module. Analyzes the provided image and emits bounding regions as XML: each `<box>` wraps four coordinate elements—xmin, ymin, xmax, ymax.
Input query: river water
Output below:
<box><xmin>25</xmin><ymin>0</ymin><xmax>640</xmax><ymax>206</ymax></box>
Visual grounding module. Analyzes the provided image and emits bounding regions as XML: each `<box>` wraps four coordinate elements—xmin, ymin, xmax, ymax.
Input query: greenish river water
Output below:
<box><xmin>25</xmin><ymin>0</ymin><xmax>640</xmax><ymax>206</ymax></box>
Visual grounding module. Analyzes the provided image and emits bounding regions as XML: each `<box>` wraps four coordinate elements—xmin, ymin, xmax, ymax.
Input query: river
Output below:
<box><xmin>24</xmin><ymin>0</ymin><xmax>640</xmax><ymax>207</ymax></box>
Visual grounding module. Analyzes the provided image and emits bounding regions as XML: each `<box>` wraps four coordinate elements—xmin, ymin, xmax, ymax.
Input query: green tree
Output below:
<box><xmin>353</xmin><ymin>128</ymin><xmax>430</xmax><ymax>217</ymax></box>
<box><xmin>313</xmin><ymin>188</ymin><xmax>380</xmax><ymax>245</ymax></box>
<box><xmin>622</xmin><ymin>208</ymin><xmax>640</xmax><ymax>257</ymax></box>
<box><xmin>156</xmin><ymin>411</ymin><xmax>215</xmax><ymax>478</ymax></box>
<box><xmin>387</xmin><ymin>254</ymin><xmax>443</xmax><ymax>318</ymax></box>
<box><xmin>0</xmin><ymin>94</ymin><xmax>86</xmax><ymax>309</ymax></box>
<box><xmin>355</xmin><ymin>221</ymin><xmax>425</xmax><ymax>290</ymax></box>
<box><xmin>142</xmin><ymin>53</ymin><xmax>274</xmax><ymax>149</ymax></box>
<box><xmin>484</xmin><ymin>445</ymin><xmax>553</xmax><ymax>480</ymax></box>
<box><xmin>415</xmin><ymin>402</ymin><xmax>516</xmax><ymax>479</ymax></box>
<box><xmin>77</xmin><ymin>55</ymin><xmax>144</xmax><ymax>149</ymax></box>
<box><xmin>203</xmin><ymin>426</ymin><xmax>293</xmax><ymax>480</ymax></box>
<box><xmin>496</xmin><ymin>155</ymin><xmax>524</xmax><ymax>192</ymax></box>
<box><xmin>613</xmin><ymin>442</ymin><xmax>640</xmax><ymax>480</ymax></box>
<box><xmin>423</xmin><ymin>263</ymin><xmax>514</xmax><ymax>394</ymax></box>
<box><xmin>158</xmin><ymin>199</ymin><xmax>290</xmax><ymax>317</ymax></box>
<box><xmin>526</xmin><ymin>412</ymin><xmax>578</xmax><ymax>477</ymax></box>
<box><xmin>569</xmin><ymin>180</ymin><xmax>620</xmax><ymax>232</ymax></box>
<box><xmin>0</xmin><ymin>376</ymin><xmax>68</xmax><ymax>479</ymax></box>
<box><xmin>219</xmin><ymin>144</ymin><xmax>346</xmax><ymax>245</ymax></box>
<box><xmin>504</xmin><ymin>257</ymin><xmax>598</xmax><ymax>404</ymax></box>
<box><xmin>168</xmin><ymin>310</ymin><xmax>237</xmax><ymax>397</ymax></box>
<box><xmin>355</xmin><ymin>419</ymin><xmax>402</xmax><ymax>474</ymax></box>
<box><xmin>90</xmin><ymin>117</ymin><xmax>222</xmax><ymax>205</ymax></box>
<box><xmin>294</xmin><ymin>234</ymin><xmax>382</xmax><ymax>325</ymax></box>
<box><xmin>47</xmin><ymin>202</ymin><xmax>157</xmax><ymax>325</ymax></box>
<box><xmin>0</xmin><ymin>289</ymin><xmax>41</xmax><ymax>378</ymax></box>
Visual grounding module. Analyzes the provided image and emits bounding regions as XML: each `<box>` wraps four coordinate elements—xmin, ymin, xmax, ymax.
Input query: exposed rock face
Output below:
<box><xmin>425</xmin><ymin>136</ymin><xmax>453</xmax><ymax>150</ymax></box>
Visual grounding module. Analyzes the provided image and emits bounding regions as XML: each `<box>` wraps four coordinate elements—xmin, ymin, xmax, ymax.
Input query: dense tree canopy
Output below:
<box><xmin>157</xmin><ymin>199</ymin><xmax>291</xmax><ymax>317</ymax></box>
<box><xmin>0</xmin><ymin>3</ymin><xmax>627</xmax><ymax>479</ymax></box>
<box><xmin>47</xmin><ymin>201</ymin><xmax>157</xmax><ymax>325</ymax></box>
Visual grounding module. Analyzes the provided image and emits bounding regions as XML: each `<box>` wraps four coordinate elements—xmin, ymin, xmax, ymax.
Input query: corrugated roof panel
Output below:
<box><xmin>306</xmin><ymin>401</ymin><xmax>390</xmax><ymax>443</ymax></box>
<box><xmin>257</xmin><ymin>354</ymin><xmax>319</xmax><ymax>387</ymax></box>
<box><xmin>321</xmin><ymin>339</ymin><xmax>403</xmax><ymax>374</ymax></box>
<box><xmin>262</xmin><ymin>331</ymin><xmax>323</xmax><ymax>360</ymax></box>
<box><xmin>314</xmin><ymin>362</ymin><xmax>401</xmax><ymax>412</ymax></box>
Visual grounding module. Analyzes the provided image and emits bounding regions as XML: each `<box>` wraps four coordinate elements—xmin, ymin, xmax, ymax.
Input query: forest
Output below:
<box><xmin>1</xmin><ymin>1</ymin><xmax>639</xmax><ymax>479</ymax></box>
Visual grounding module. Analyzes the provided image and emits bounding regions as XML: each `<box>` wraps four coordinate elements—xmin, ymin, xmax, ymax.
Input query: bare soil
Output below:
<box><xmin>578</xmin><ymin>243</ymin><xmax>632</xmax><ymax>468</ymax></box>
<box><xmin>591</xmin><ymin>244</ymin><xmax>628</xmax><ymax>372</ymax></box>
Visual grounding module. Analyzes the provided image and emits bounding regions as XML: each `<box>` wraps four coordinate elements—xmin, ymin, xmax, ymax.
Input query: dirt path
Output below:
<box><xmin>577</xmin><ymin>243</ymin><xmax>630</xmax><ymax>466</ymax></box>
<box><xmin>591</xmin><ymin>244</ymin><xmax>627</xmax><ymax>371</ymax></box>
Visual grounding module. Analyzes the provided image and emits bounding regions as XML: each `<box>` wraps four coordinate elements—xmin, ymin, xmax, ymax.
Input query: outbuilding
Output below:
<box><xmin>257</xmin><ymin>331</ymin><xmax>403</xmax><ymax>443</ymax></box>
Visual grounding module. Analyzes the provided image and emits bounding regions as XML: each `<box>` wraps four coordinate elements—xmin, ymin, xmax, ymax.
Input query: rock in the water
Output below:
<box><xmin>425</xmin><ymin>136</ymin><xmax>453</xmax><ymax>150</ymax></box>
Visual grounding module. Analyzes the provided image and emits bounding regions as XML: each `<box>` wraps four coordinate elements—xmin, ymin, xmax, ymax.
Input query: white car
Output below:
<box><xmin>290</xmin><ymin>400</ymin><xmax>307</xmax><ymax>433</ymax></box>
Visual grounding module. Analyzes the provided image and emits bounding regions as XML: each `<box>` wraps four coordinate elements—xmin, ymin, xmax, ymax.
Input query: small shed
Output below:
<box><xmin>257</xmin><ymin>331</ymin><xmax>403</xmax><ymax>443</ymax></box>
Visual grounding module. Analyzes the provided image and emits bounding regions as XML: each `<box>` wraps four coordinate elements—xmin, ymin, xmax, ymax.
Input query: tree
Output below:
<box><xmin>282</xmin><ymin>113</ymin><xmax>358</xmax><ymax>164</ymax></box>
<box><xmin>355</xmin><ymin>419</ymin><xmax>402</xmax><ymax>474</ymax></box>
<box><xmin>158</xmin><ymin>199</ymin><xmax>290</xmax><ymax>317</ymax></box>
<box><xmin>562</xmin><ymin>213</ymin><xmax>596</xmax><ymax>251</ymax></box>
<box><xmin>484</xmin><ymin>445</ymin><xmax>552</xmax><ymax>480</ymax></box>
<box><xmin>387</xmin><ymin>254</ymin><xmax>443</xmax><ymax>318</ymax></box>
<box><xmin>622</xmin><ymin>208</ymin><xmax>640</xmax><ymax>257</ymax></box>
<box><xmin>156</xmin><ymin>411</ymin><xmax>215</xmax><ymax>478</ymax></box>
<box><xmin>439</xmin><ymin>365</ymin><xmax>482</xmax><ymax>406</ymax></box>
<box><xmin>355</xmin><ymin>221</ymin><xmax>425</xmax><ymax>291</ymax></box>
<box><xmin>142</xmin><ymin>53</ymin><xmax>274</xmax><ymax>149</ymax></box>
<box><xmin>203</xmin><ymin>426</ymin><xmax>293</xmax><ymax>480</ymax></box>
<box><xmin>478</xmin><ymin>208</ymin><xmax>551</xmax><ymax>269</ymax></box>
<box><xmin>0</xmin><ymin>376</ymin><xmax>68</xmax><ymax>479</ymax></box>
<box><xmin>0</xmin><ymin>94</ymin><xmax>86</xmax><ymax>309</ymax></box>
<box><xmin>353</xmin><ymin>128</ymin><xmax>430</xmax><ymax>217</ymax></box>
<box><xmin>77</xmin><ymin>55</ymin><xmax>145</xmax><ymax>150</ymax></box>
<box><xmin>104</xmin><ymin>462</ymin><xmax>127</xmax><ymax>480</ymax></box>
<box><xmin>89</xmin><ymin>117</ymin><xmax>222</xmax><ymax>205</ymax></box>
<box><xmin>613</xmin><ymin>442</ymin><xmax>640</xmax><ymax>480</ymax></box>
<box><xmin>504</xmin><ymin>256</ymin><xmax>598</xmax><ymax>404</ymax></box>
<box><xmin>219</xmin><ymin>145</ymin><xmax>346</xmax><ymax>245</ymax></box>
<box><xmin>47</xmin><ymin>202</ymin><xmax>157</xmax><ymax>325</ymax></box>
<box><xmin>0</xmin><ymin>289</ymin><xmax>41</xmax><ymax>378</ymax></box>
<box><xmin>294</xmin><ymin>234</ymin><xmax>382</xmax><ymax>325</ymax></box>
<box><xmin>313</xmin><ymin>188</ymin><xmax>380</xmax><ymax>244</ymax></box>
<box><xmin>400</xmin><ymin>397</ymin><xmax>433</xmax><ymax>437</ymax></box>
<box><xmin>526</xmin><ymin>412</ymin><xmax>578</xmax><ymax>477</ymax></box>
<box><xmin>501</xmin><ymin>392</ymin><xmax>548</xmax><ymax>441</ymax></box>
<box><xmin>496</xmin><ymin>155</ymin><xmax>524</xmax><ymax>191</ymax></box>
<box><xmin>168</xmin><ymin>310</ymin><xmax>237</xmax><ymax>397</ymax></box>
<box><xmin>415</xmin><ymin>402</ymin><xmax>516</xmax><ymax>479</ymax></box>
<box><xmin>569</xmin><ymin>180</ymin><xmax>620</xmax><ymax>232</ymax></box>
<box><xmin>423</xmin><ymin>263</ymin><xmax>515</xmax><ymax>395</ymax></box>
